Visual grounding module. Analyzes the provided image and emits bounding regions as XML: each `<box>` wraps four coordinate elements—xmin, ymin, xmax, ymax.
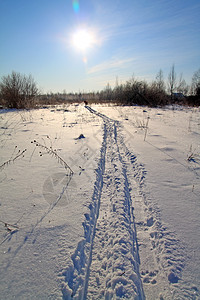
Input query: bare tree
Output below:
<box><xmin>0</xmin><ymin>71</ymin><xmax>39</xmax><ymax>108</ymax></box>
<box><xmin>177</xmin><ymin>73</ymin><xmax>189</xmax><ymax>95</ymax></box>
<box><xmin>155</xmin><ymin>69</ymin><xmax>165</xmax><ymax>92</ymax></box>
<box><xmin>168</xmin><ymin>64</ymin><xmax>176</xmax><ymax>101</ymax></box>
<box><xmin>191</xmin><ymin>68</ymin><xmax>200</xmax><ymax>96</ymax></box>
<box><xmin>104</xmin><ymin>82</ymin><xmax>113</xmax><ymax>101</ymax></box>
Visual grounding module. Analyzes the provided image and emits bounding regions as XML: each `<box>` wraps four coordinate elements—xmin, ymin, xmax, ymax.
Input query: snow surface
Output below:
<box><xmin>0</xmin><ymin>104</ymin><xmax>199</xmax><ymax>299</ymax></box>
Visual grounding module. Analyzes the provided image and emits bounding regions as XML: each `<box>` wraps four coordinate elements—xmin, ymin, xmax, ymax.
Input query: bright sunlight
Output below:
<box><xmin>72</xmin><ymin>28</ymin><xmax>96</xmax><ymax>52</ymax></box>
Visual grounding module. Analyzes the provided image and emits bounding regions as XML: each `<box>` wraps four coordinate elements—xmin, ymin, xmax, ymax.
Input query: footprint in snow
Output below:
<box><xmin>141</xmin><ymin>269</ymin><xmax>158</xmax><ymax>284</ymax></box>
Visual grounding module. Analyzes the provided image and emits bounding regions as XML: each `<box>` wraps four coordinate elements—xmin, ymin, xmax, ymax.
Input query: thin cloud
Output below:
<box><xmin>87</xmin><ymin>57</ymin><xmax>135</xmax><ymax>75</ymax></box>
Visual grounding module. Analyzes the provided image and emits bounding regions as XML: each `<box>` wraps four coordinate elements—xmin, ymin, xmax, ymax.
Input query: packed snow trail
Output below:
<box><xmin>61</xmin><ymin>106</ymin><xmax>144</xmax><ymax>299</ymax></box>
<box><xmin>85</xmin><ymin>107</ymin><xmax>144</xmax><ymax>299</ymax></box>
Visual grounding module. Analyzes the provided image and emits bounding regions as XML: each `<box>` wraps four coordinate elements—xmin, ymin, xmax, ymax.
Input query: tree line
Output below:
<box><xmin>0</xmin><ymin>66</ymin><xmax>200</xmax><ymax>109</ymax></box>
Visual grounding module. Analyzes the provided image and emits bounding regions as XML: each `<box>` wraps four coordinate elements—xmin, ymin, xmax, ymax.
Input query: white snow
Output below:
<box><xmin>0</xmin><ymin>104</ymin><xmax>199</xmax><ymax>299</ymax></box>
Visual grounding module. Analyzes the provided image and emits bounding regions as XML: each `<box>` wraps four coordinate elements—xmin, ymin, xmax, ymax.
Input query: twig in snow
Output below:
<box><xmin>31</xmin><ymin>140</ymin><xmax>73</xmax><ymax>175</ymax></box>
<box><xmin>0</xmin><ymin>147</ymin><xmax>27</xmax><ymax>171</ymax></box>
<box><xmin>187</xmin><ymin>145</ymin><xmax>200</xmax><ymax>163</ymax></box>
<box><xmin>0</xmin><ymin>220</ymin><xmax>19</xmax><ymax>233</ymax></box>
<box><xmin>144</xmin><ymin>117</ymin><xmax>150</xmax><ymax>141</ymax></box>
<box><xmin>0</xmin><ymin>220</ymin><xmax>19</xmax><ymax>229</ymax></box>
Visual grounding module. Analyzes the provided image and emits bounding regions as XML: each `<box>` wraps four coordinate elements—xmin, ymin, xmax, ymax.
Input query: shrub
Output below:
<box><xmin>0</xmin><ymin>71</ymin><xmax>39</xmax><ymax>109</ymax></box>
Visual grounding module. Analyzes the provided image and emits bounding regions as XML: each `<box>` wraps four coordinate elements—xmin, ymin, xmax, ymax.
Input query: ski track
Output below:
<box><xmin>61</xmin><ymin>106</ymin><xmax>192</xmax><ymax>300</ymax></box>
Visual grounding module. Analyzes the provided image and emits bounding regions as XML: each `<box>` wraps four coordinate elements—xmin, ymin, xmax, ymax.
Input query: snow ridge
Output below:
<box><xmin>61</xmin><ymin>107</ymin><xmax>144</xmax><ymax>299</ymax></box>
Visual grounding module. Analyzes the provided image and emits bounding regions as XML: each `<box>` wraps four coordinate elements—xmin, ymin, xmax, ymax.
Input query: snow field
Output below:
<box><xmin>0</xmin><ymin>104</ymin><xmax>200</xmax><ymax>299</ymax></box>
<box><xmin>0</xmin><ymin>105</ymin><xmax>102</xmax><ymax>299</ymax></box>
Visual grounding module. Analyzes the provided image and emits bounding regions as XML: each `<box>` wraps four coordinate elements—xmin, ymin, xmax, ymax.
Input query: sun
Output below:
<box><xmin>72</xmin><ymin>28</ymin><xmax>95</xmax><ymax>52</ymax></box>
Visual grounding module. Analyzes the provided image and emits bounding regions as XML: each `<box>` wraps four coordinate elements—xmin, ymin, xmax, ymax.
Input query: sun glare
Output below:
<box><xmin>72</xmin><ymin>29</ymin><xmax>95</xmax><ymax>52</ymax></box>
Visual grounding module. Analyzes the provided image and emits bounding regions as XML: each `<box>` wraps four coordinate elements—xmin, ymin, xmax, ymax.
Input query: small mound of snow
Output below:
<box><xmin>75</xmin><ymin>134</ymin><xmax>85</xmax><ymax>140</ymax></box>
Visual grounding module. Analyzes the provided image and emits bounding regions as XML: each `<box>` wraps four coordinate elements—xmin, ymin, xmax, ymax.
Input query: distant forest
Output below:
<box><xmin>0</xmin><ymin>66</ymin><xmax>200</xmax><ymax>109</ymax></box>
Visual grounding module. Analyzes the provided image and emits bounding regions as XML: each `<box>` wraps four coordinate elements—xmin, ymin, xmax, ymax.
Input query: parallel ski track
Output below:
<box><xmin>62</xmin><ymin>106</ymin><xmax>145</xmax><ymax>299</ymax></box>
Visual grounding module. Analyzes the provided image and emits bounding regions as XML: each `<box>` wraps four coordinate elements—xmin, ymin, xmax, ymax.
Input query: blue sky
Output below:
<box><xmin>0</xmin><ymin>0</ymin><xmax>200</xmax><ymax>93</ymax></box>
